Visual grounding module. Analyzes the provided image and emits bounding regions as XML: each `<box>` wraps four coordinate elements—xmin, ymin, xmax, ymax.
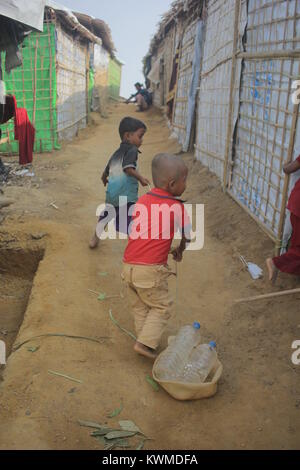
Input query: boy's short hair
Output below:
<box><xmin>152</xmin><ymin>153</ymin><xmax>187</xmax><ymax>187</ymax></box>
<box><xmin>119</xmin><ymin>117</ymin><xmax>147</xmax><ymax>140</ymax></box>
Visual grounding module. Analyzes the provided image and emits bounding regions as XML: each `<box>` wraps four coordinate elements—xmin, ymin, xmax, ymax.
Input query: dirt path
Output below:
<box><xmin>0</xmin><ymin>102</ymin><xmax>299</xmax><ymax>450</ymax></box>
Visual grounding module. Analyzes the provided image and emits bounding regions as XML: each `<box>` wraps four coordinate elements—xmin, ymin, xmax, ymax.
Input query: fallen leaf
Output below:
<box><xmin>146</xmin><ymin>375</ymin><xmax>159</xmax><ymax>392</ymax></box>
<box><xmin>27</xmin><ymin>346</ymin><xmax>39</xmax><ymax>353</ymax></box>
<box><xmin>136</xmin><ymin>440</ymin><xmax>145</xmax><ymax>450</ymax></box>
<box><xmin>98</xmin><ymin>293</ymin><xmax>106</xmax><ymax>301</ymax></box>
<box><xmin>107</xmin><ymin>403</ymin><xmax>123</xmax><ymax>418</ymax></box>
<box><xmin>119</xmin><ymin>420</ymin><xmax>141</xmax><ymax>434</ymax></box>
<box><xmin>105</xmin><ymin>430</ymin><xmax>137</xmax><ymax>440</ymax></box>
<box><xmin>91</xmin><ymin>428</ymin><xmax>115</xmax><ymax>437</ymax></box>
<box><xmin>78</xmin><ymin>420</ymin><xmax>107</xmax><ymax>430</ymax></box>
<box><xmin>106</xmin><ymin>438</ymin><xmax>130</xmax><ymax>449</ymax></box>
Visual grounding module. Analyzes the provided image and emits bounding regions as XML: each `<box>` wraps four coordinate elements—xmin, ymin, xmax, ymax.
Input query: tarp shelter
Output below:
<box><xmin>146</xmin><ymin>0</ymin><xmax>300</xmax><ymax>251</ymax></box>
<box><xmin>0</xmin><ymin>0</ymin><xmax>46</xmax><ymax>31</ymax></box>
<box><xmin>0</xmin><ymin>2</ymin><xmax>115</xmax><ymax>154</ymax></box>
<box><xmin>108</xmin><ymin>56</ymin><xmax>124</xmax><ymax>100</ymax></box>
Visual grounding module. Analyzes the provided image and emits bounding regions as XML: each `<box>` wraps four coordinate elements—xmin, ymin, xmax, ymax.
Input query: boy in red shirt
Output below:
<box><xmin>122</xmin><ymin>153</ymin><xmax>191</xmax><ymax>359</ymax></box>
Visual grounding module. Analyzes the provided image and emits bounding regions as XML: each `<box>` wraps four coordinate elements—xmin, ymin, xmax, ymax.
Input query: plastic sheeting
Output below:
<box><xmin>231</xmin><ymin>0</ymin><xmax>300</xmax><ymax>240</ymax></box>
<box><xmin>0</xmin><ymin>22</ymin><xmax>60</xmax><ymax>154</ymax></box>
<box><xmin>0</xmin><ymin>0</ymin><xmax>45</xmax><ymax>31</ymax></box>
<box><xmin>172</xmin><ymin>19</ymin><xmax>200</xmax><ymax>149</ymax></box>
<box><xmin>195</xmin><ymin>0</ymin><xmax>247</xmax><ymax>181</ymax></box>
<box><xmin>56</xmin><ymin>24</ymin><xmax>87</xmax><ymax>141</ymax></box>
<box><xmin>183</xmin><ymin>20</ymin><xmax>203</xmax><ymax>152</ymax></box>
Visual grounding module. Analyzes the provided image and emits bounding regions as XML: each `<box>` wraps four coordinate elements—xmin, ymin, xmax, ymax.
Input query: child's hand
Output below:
<box><xmin>140</xmin><ymin>176</ymin><xmax>151</xmax><ymax>187</ymax></box>
<box><xmin>171</xmin><ymin>246</ymin><xmax>183</xmax><ymax>262</ymax></box>
<box><xmin>101</xmin><ymin>174</ymin><xmax>108</xmax><ymax>186</ymax></box>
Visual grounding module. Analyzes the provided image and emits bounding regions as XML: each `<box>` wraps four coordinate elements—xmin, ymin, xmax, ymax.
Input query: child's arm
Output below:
<box><xmin>124</xmin><ymin>167</ymin><xmax>150</xmax><ymax>187</ymax></box>
<box><xmin>171</xmin><ymin>235</ymin><xmax>190</xmax><ymax>262</ymax></box>
<box><xmin>101</xmin><ymin>170</ymin><xmax>108</xmax><ymax>186</ymax></box>
<box><xmin>283</xmin><ymin>156</ymin><xmax>300</xmax><ymax>175</ymax></box>
<box><xmin>101</xmin><ymin>164</ymin><xmax>109</xmax><ymax>186</ymax></box>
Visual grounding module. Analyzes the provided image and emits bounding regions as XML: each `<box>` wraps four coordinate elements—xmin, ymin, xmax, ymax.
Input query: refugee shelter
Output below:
<box><xmin>108</xmin><ymin>57</ymin><xmax>124</xmax><ymax>100</ymax></box>
<box><xmin>145</xmin><ymin>0</ymin><xmax>300</xmax><ymax>251</ymax></box>
<box><xmin>0</xmin><ymin>2</ymin><xmax>117</xmax><ymax>155</ymax></box>
<box><xmin>72</xmin><ymin>12</ymin><xmax>118</xmax><ymax>113</ymax></box>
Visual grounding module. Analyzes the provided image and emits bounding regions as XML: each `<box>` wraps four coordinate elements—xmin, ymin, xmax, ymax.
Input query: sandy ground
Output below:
<box><xmin>0</xmin><ymin>102</ymin><xmax>299</xmax><ymax>450</ymax></box>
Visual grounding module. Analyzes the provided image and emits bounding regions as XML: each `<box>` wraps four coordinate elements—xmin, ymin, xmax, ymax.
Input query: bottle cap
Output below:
<box><xmin>209</xmin><ymin>341</ymin><xmax>217</xmax><ymax>349</ymax></box>
<box><xmin>193</xmin><ymin>322</ymin><xmax>201</xmax><ymax>330</ymax></box>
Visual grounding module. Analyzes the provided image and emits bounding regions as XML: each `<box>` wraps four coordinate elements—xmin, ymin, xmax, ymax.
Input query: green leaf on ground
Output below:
<box><xmin>91</xmin><ymin>428</ymin><xmax>115</xmax><ymax>437</ymax></box>
<box><xmin>136</xmin><ymin>440</ymin><xmax>145</xmax><ymax>450</ymax></box>
<box><xmin>98</xmin><ymin>293</ymin><xmax>107</xmax><ymax>301</ymax></box>
<box><xmin>105</xmin><ymin>430</ymin><xmax>136</xmax><ymax>440</ymax></box>
<box><xmin>78</xmin><ymin>420</ymin><xmax>108</xmax><ymax>430</ymax></box>
<box><xmin>146</xmin><ymin>374</ymin><xmax>159</xmax><ymax>391</ymax></box>
<box><xmin>107</xmin><ymin>403</ymin><xmax>123</xmax><ymax>418</ymax></box>
<box><xmin>27</xmin><ymin>346</ymin><xmax>40</xmax><ymax>352</ymax></box>
<box><xmin>119</xmin><ymin>420</ymin><xmax>141</xmax><ymax>434</ymax></box>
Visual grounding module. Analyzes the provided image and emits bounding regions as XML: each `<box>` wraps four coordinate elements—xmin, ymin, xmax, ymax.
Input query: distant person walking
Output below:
<box><xmin>126</xmin><ymin>82</ymin><xmax>152</xmax><ymax>112</ymax></box>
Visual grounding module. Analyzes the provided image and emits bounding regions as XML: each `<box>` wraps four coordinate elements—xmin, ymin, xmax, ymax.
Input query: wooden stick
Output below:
<box><xmin>235</xmin><ymin>288</ymin><xmax>300</xmax><ymax>304</ymax></box>
<box><xmin>237</xmin><ymin>50</ymin><xmax>300</xmax><ymax>60</ymax></box>
<box><xmin>32</xmin><ymin>38</ymin><xmax>38</xmax><ymax>126</ymax></box>
<box><xmin>223</xmin><ymin>0</ymin><xmax>241</xmax><ymax>190</ymax></box>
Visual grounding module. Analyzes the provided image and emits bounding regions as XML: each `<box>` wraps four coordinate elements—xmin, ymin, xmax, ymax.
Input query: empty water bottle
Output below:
<box><xmin>155</xmin><ymin>322</ymin><xmax>201</xmax><ymax>381</ymax></box>
<box><xmin>180</xmin><ymin>341</ymin><xmax>217</xmax><ymax>383</ymax></box>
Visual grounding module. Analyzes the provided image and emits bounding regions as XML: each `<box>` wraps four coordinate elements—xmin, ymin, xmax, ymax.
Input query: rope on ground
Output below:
<box><xmin>109</xmin><ymin>309</ymin><xmax>137</xmax><ymax>341</ymax></box>
<box><xmin>13</xmin><ymin>333</ymin><xmax>110</xmax><ymax>351</ymax></box>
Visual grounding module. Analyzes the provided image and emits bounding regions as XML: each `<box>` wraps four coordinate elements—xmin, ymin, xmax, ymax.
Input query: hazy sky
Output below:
<box><xmin>60</xmin><ymin>0</ymin><xmax>173</xmax><ymax>97</ymax></box>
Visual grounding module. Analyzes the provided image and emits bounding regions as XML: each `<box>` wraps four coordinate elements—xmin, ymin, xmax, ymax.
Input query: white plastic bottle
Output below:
<box><xmin>155</xmin><ymin>322</ymin><xmax>201</xmax><ymax>381</ymax></box>
<box><xmin>181</xmin><ymin>341</ymin><xmax>217</xmax><ymax>383</ymax></box>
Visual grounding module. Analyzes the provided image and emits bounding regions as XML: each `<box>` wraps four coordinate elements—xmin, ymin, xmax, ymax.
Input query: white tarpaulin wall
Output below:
<box><xmin>195</xmin><ymin>0</ymin><xmax>247</xmax><ymax>181</ymax></box>
<box><xmin>229</xmin><ymin>0</ymin><xmax>300</xmax><ymax>242</ymax></box>
<box><xmin>56</xmin><ymin>25</ymin><xmax>87</xmax><ymax>141</ymax></box>
<box><xmin>173</xmin><ymin>19</ymin><xmax>199</xmax><ymax>146</ymax></box>
<box><xmin>0</xmin><ymin>0</ymin><xmax>45</xmax><ymax>31</ymax></box>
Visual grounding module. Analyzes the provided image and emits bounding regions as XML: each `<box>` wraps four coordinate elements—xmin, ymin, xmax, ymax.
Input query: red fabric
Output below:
<box><xmin>123</xmin><ymin>188</ymin><xmax>191</xmax><ymax>266</ymax></box>
<box><xmin>12</xmin><ymin>96</ymin><xmax>35</xmax><ymax>165</ymax></box>
<box><xmin>273</xmin><ymin>213</ymin><xmax>300</xmax><ymax>275</ymax></box>
<box><xmin>287</xmin><ymin>155</ymin><xmax>300</xmax><ymax>218</ymax></box>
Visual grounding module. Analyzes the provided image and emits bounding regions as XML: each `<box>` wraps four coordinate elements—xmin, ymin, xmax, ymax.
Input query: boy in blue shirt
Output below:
<box><xmin>89</xmin><ymin>117</ymin><xmax>150</xmax><ymax>248</ymax></box>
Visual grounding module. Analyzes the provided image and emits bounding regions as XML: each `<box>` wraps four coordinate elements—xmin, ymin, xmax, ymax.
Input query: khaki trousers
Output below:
<box><xmin>122</xmin><ymin>263</ymin><xmax>175</xmax><ymax>350</ymax></box>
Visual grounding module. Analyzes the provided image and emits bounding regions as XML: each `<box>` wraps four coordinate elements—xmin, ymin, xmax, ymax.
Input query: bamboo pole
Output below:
<box><xmin>32</xmin><ymin>38</ymin><xmax>38</xmax><ymax>126</ymax></box>
<box><xmin>172</xmin><ymin>34</ymin><xmax>184</xmax><ymax>127</ymax></box>
<box><xmin>237</xmin><ymin>50</ymin><xmax>300</xmax><ymax>60</ymax></box>
<box><xmin>235</xmin><ymin>288</ymin><xmax>300</xmax><ymax>304</ymax></box>
<box><xmin>47</xmin><ymin>21</ymin><xmax>55</xmax><ymax>151</ymax></box>
<box><xmin>223</xmin><ymin>0</ymin><xmax>241</xmax><ymax>190</ymax></box>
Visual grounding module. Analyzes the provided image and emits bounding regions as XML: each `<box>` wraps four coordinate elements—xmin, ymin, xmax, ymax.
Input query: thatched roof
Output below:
<box><xmin>73</xmin><ymin>12</ymin><xmax>116</xmax><ymax>56</ymax></box>
<box><xmin>148</xmin><ymin>0</ymin><xmax>202</xmax><ymax>56</ymax></box>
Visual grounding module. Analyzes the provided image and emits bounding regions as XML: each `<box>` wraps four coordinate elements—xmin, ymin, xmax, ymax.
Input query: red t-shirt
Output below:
<box><xmin>123</xmin><ymin>188</ymin><xmax>191</xmax><ymax>265</ymax></box>
<box><xmin>287</xmin><ymin>155</ymin><xmax>300</xmax><ymax>219</ymax></box>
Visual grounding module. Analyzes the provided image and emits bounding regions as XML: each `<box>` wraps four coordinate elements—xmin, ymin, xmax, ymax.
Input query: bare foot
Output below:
<box><xmin>134</xmin><ymin>342</ymin><xmax>157</xmax><ymax>360</ymax></box>
<box><xmin>89</xmin><ymin>234</ymin><xmax>99</xmax><ymax>249</ymax></box>
<box><xmin>266</xmin><ymin>258</ymin><xmax>277</xmax><ymax>282</ymax></box>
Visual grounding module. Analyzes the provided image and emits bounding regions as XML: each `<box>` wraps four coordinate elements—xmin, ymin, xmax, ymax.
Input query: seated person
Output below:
<box><xmin>126</xmin><ymin>82</ymin><xmax>152</xmax><ymax>112</ymax></box>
